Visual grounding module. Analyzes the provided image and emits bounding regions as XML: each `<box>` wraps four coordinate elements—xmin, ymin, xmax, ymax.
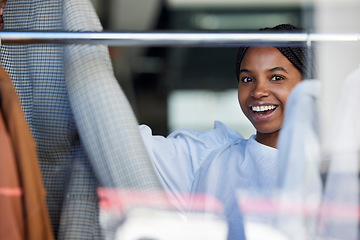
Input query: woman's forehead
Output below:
<box><xmin>241</xmin><ymin>47</ymin><xmax>286</xmax><ymax>66</ymax></box>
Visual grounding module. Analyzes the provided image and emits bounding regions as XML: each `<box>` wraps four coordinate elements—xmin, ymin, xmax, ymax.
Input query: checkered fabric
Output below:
<box><xmin>1</xmin><ymin>0</ymin><xmax>162</xmax><ymax>239</ymax></box>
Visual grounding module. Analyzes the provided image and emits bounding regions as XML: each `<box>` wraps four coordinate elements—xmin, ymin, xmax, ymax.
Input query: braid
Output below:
<box><xmin>235</xmin><ymin>24</ymin><xmax>315</xmax><ymax>81</ymax></box>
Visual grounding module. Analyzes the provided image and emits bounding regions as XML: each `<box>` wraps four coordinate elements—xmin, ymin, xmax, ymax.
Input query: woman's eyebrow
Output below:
<box><xmin>268</xmin><ymin>66</ymin><xmax>288</xmax><ymax>73</ymax></box>
<box><xmin>239</xmin><ymin>69</ymin><xmax>252</xmax><ymax>74</ymax></box>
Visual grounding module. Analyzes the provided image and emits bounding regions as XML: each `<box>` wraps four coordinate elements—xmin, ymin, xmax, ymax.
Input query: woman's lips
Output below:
<box><xmin>249</xmin><ymin>104</ymin><xmax>278</xmax><ymax>121</ymax></box>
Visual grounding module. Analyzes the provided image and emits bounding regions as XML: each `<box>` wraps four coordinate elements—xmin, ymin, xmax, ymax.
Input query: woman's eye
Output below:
<box><xmin>241</xmin><ymin>77</ymin><xmax>253</xmax><ymax>83</ymax></box>
<box><xmin>270</xmin><ymin>75</ymin><xmax>284</xmax><ymax>81</ymax></box>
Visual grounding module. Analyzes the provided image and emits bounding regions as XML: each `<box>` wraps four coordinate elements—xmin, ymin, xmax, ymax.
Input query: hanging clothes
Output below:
<box><xmin>1</xmin><ymin>0</ymin><xmax>162</xmax><ymax>239</ymax></box>
<box><xmin>316</xmin><ymin>67</ymin><xmax>360</xmax><ymax>240</ymax></box>
<box><xmin>60</xmin><ymin>0</ymin><xmax>164</xmax><ymax>239</ymax></box>
<box><xmin>0</xmin><ymin>101</ymin><xmax>23</xmax><ymax>240</ymax></box>
<box><xmin>275</xmin><ymin>79</ymin><xmax>323</xmax><ymax>240</ymax></box>
<box><xmin>0</xmin><ymin>65</ymin><xmax>54</xmax><ymax>240</ymax></box>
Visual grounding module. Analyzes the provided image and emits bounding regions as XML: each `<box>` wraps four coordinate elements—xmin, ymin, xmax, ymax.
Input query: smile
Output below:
<box><xmin>249</xmin><ymin>104</ymin><xmax>278</xmax><ymax>122</ymax></box>
<box><xmin>251</xmin><ymin>105</ymin><xmax>277</xmax><ymax>113</ymax></box>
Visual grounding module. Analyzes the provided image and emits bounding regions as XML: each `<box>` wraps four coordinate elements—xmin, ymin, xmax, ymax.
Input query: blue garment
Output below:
<box><xmin>140</xmin><ymin>121</ymin><xmax>279</xmax><ymax>240</ymax></box>
<box><xmin>318</xmin><ymin>69</ymin><xmax>360</xmax><ymax>240</ymax></box>
<box><xmin>275</xmin><ymin>80</ymin><xmax>322</xmax><ymax>240</ymax></box>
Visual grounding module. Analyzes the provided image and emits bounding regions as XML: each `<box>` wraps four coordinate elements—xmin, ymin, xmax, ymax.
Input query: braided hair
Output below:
<box><xmin>235</xmin><ymin>24</ymin><xmax>315</xmax><ymax>81</ymax></box>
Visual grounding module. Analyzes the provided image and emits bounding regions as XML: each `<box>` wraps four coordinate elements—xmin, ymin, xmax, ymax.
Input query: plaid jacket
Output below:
<box><xmin>1</xmin><ymin>0</ymin><xmax>162</xmax><ymax>239</ymax></box>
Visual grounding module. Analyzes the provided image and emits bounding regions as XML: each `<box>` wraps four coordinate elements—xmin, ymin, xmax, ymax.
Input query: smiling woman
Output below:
<box><xmin>235</xmin><ymin>24</ymin><xmax>311</xmax><ymax>148</ymax></box>
<box><xmin>237</xmin><ymin>46</ymin><xmax>302</xmax><ymax>148</ymax></box>
<box><xmin>138</xmin><ymin>23</ymin><xmax>314</xmax><ymax>240</ymax></box>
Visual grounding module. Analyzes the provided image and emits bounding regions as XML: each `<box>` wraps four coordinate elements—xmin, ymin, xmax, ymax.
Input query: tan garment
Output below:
<box><xmin>0</xmin><ymin>110</ymin><xmax>23</xmax><ymax>240</ymax></box>
<box><xmin>0</xmin><ymin>65</ymin><xmax>54</xmax><ymax>240</ymax></box>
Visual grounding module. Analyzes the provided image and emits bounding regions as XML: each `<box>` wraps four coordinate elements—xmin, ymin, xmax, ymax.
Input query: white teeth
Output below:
<box><xmin>252</xmin><ymin>105</ymin><xmax>276</xmax><ymax>112</ymax></box>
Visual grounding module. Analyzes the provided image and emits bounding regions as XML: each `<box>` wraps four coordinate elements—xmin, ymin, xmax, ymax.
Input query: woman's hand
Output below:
<box><xmin>0</xmin><ymin>0</ymin><xmax>7</xmax><ymax>30</ymax></box>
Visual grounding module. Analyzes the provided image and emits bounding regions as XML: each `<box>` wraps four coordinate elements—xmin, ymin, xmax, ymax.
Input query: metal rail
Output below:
<box><xmin>0</xmin><ymin>31</ymin><xmax>359</xmax><ymax>46</ymax></box>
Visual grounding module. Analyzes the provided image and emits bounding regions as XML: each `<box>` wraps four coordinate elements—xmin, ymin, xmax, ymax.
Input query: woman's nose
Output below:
<box><xmin>251</xmin><ymin>81</ymin><xmax>270</xmax><ymax>99</ymax></box>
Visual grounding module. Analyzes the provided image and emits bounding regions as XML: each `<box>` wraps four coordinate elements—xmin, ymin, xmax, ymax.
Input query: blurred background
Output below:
<box><xmin>88</xmin><ymin>0</ymin><xmax>359</xmax><ymax>139</ymax></box>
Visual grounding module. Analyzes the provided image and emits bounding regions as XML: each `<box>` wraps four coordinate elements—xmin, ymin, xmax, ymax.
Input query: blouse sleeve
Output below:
<box><xmin>139</xmin><ymin>122</ymin><xmax>242</xmax><ymax>209</ymax></box>
<box><xmin>140</xmin><ymin>122</ymin><xmax>240</xmax><ymax>184</ymax></box>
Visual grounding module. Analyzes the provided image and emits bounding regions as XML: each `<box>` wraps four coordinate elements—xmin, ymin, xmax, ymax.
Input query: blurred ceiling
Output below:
<box><xmin>166</xmin><ymin>0</ymin><xmax>313</xmax><ymax>8</ymax></box>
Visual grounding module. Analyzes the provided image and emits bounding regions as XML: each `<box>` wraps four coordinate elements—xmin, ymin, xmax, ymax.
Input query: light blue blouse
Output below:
<box><xmin>140</xmin><ymin>121</ymin><xmax>279</xmax><ymax>240</ymax></box>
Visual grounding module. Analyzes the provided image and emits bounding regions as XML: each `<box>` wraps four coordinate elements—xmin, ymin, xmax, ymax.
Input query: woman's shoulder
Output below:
<box><xmin>139</xmin><ymin>121</ymin><xmax>247</xmax><ymax>162</ymax></box>
<box><xmin>167</xmin><ymin>121</ymin><xmax>244</xmax><ymax>146</ymax></box>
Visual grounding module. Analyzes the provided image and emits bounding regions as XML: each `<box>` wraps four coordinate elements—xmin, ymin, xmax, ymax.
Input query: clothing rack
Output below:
<box><xmin>0</xmin><ymin>31</ymin><xmax>359</xmax><ymax>46</ymax></box>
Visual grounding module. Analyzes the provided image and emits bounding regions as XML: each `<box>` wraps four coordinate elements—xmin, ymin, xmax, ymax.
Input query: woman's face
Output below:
<box><xmin>237</xmin><ymin>46</ymin><xmax>302</xmax><ymax>147</ymax></box>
